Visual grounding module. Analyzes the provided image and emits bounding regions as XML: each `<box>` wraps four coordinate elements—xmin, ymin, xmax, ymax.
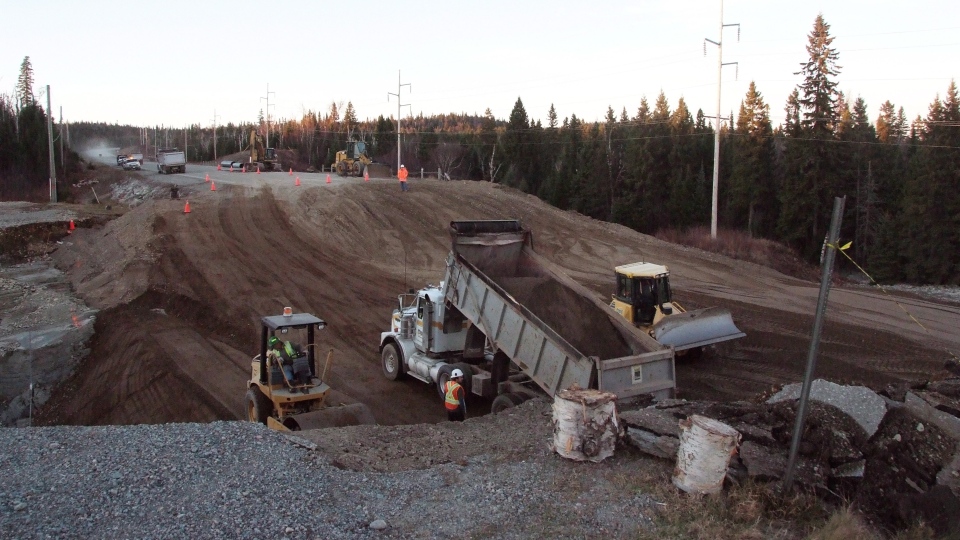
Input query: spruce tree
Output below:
<box><xmin>17</xmin><ymin>56</ymin><xmax>35</xmax><ymax>107</ymax></box>
<box><xmin>729</xmin><ymin>82</ymin><xmax>775</xmax><ymax>236</ymax></box>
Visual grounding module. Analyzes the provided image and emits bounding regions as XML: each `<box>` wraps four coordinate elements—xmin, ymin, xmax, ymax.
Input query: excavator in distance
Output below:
<box><xmin>245</xmin><ymin>129</ymin><xmax>278</xmax><ymax>172</ymax></box>
<box><xmin>611</xmin><ymin>262</ymin><xmax>745</xmax><ymax>358</ymax></box>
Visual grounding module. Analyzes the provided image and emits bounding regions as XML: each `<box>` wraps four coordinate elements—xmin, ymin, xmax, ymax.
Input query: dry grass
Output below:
<box><xmin>655</xmin><ymin>226</ymin><xmax>820</xmax><ymax>282</ymax></box>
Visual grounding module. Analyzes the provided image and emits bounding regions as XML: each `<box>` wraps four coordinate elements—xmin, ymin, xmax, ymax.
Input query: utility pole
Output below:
<box><xmin>46</xmin><ymin>85</ymin><xmax>57</xmax><ymax>203</ymax></box>
<box><xmin>261</xmin><ymin>84</ymin><xmax>275</xmax><ymax>147</ymax></box>
<box><xmin>211</xmin><ymin>110</ymin><xmax>221</xmax><ymax>162</ymax></box>
<box><xmin>59</xmin><ymin>106</ymin><xmax>65</xmax><ymax>176</ymax></box>
<box><xmin>184</xmin><ymin>126</ymin><xmax>188</xmax><ymax>162</ymax></box>
<box><xmin>704</xmin><ymin>0</ymin><xmax>739</xmax><ymax>239</ymax></box>
<box><xmin>387</xmin><ymin>70</ymin><xmax>411</xmax><ymax>175</ymax></box>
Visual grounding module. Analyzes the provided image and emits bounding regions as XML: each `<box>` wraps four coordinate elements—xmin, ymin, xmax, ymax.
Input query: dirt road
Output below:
<box><xmin>35</xmin><ymin>178</ymin><xmax>960</xmax><ymax>426</ymax></box>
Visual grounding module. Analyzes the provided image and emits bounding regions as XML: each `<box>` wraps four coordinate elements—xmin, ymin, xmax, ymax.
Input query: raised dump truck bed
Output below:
<box><xmin>444</xmin><ymin>220</ymin><xmax>675</xmax><ymax>400</ymax></box>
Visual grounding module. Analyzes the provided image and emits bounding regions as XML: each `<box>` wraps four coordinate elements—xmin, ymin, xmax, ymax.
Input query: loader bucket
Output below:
<box><xmin>282</xmin><ymin>403</ymin><xmax>377</xmax><ymax>431</ymax></box>
<box><xmin>363</xmin><ymin>163</ymin><xmax>392</xmax><ymax>179</ymax></box>
<box><xmin>651</xmin><ymin>307</ymin><xmax>745</xmax><ymax>351</ymax></box>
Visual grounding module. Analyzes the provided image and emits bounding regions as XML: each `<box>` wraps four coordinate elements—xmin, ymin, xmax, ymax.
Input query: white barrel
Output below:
<box><xmin>552</xmin><ymin>388</ymin><xmax>622</xmax><ymax>462</ymax></box>
<box><xmin>672</xmin><ymin>415</ymin><xmax>741</xmax><ymax>494</ymax></box>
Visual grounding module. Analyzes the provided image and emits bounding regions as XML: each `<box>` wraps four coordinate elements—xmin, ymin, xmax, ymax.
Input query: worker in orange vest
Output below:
<box><xmin>444</xmin><ymin>368</ymin><xmax>466</xmax><ymax>421</ymax></box>
<box><xmin>398</xmin><ymin>164</ymin><xmax>409</xmax><ymax>192</ymax></box>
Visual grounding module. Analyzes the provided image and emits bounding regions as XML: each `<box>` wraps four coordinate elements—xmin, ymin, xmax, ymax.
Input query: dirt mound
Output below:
<box><xmin>34</xmin><ymin>179</ymin><xmax>960</xmax><ymax>428</ymax></box>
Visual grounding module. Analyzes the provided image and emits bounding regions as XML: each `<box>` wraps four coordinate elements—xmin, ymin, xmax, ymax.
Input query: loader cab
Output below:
<box><xmin>612</xmin><ymin>262</ymin><xmax>673</xmax><ymax>326</ymax></box>
<box><xmin>347</xmin><ymin>141</ymin><xmax>366</xmax><ymax>160</ymax></box>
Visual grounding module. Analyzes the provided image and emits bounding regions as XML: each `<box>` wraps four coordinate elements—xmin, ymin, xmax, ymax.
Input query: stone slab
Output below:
<box><xmin>767</xmin><ymin>379</ymin><xmax>887</xmax><ymax>437</ymax></box>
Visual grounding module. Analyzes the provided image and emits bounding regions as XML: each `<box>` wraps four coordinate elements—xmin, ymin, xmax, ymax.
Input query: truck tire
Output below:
<box><xmin>451</xmin><ymin>362</ymin><xmax>473</xmax><ymax>394</ymax></box>
<box><xmin>246</xmin><ymin>387</ymin><xmax>272</xmax><ymax>425</ymax></box>
<box><xmin>436</xmin><ymin>364</ymin><xmax>455</xmax><ymax>399</ymax></box>
<box><xmin>381</xmin><ymin>343</ymin><xmax>404</xmax><ymax>381</ymax></box>
<box><xmin>491</xmin><ymin>393</ymin><xmax>525</xmax><ymax>414</ymax></box>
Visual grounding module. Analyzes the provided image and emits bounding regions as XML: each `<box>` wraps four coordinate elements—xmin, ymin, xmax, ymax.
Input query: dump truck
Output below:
<box><xmin>247</xmin><ymin>311</ymin><xmax>376</xmax><ymax>431</ymax></box>
<box><xmin>610</xmin><ymin>262</ymin><xmax>745</xmax><ymax>358</ymax></box>
<box><xmin>246</xmin><ymin>129</ymin><xmax>278</xmax><ymax>172</ymax></box>
<box><xmin>380</xmin><ymin>220</ymin><xmax>676</xmax><ymax>414</ymax></box>
<box><xmin>156</xmin><ymin>148</ymin><xmax>186</xmax><ymax>174</ymax></box>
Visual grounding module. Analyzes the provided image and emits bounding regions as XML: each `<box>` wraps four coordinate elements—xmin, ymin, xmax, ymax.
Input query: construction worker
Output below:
<box><xmin>398</xmin><ymin>164</ymin><xmax>409</xmax><ymax>192</ymax></box>
<box><xmin>267</xmin><ymin>336</ymin><xmax>304</xmax><ymax>385</ymax></box>
<box><xmin>443</xmin><ymin>368</ymin><xmax>466</xmax><ymax>421</ymax></box>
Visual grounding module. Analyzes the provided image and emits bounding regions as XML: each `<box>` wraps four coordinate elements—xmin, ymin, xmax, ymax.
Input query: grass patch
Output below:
<box><xmin>655</xmin><ymin>226</ymin><xmax>820</xmax><ymax>282</ymax></box>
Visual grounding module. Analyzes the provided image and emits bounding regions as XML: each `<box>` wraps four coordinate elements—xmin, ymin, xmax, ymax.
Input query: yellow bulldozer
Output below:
<box><xmin>245</xmin><ymin>129</ymin><xmax>278</xmax><ymax>172</ymax></box>
<box><xmin>333</xmin><ymin>140</ymin><xmax>390</xmax><ymax>178</ymax></box>
<box><xmin>246</xmin><ymin>312</ymin><xmax>375</xmax><ymax>431</ymax></box>
<box><xmin>611</xmin><ymin>262</ymin><xmax>745</xmax><ymax>358</ymax></box>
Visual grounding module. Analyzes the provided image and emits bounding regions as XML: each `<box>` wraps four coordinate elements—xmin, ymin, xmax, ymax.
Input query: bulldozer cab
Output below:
<box><xmin>612</xmin><ymin>262</ymin><xmax>673</xmax><ymax>326</ymax></box>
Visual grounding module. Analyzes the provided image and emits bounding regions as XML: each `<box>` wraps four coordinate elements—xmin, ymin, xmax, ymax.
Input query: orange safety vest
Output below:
<box><xmin>398</xmin><ymin>167</ymin><xmax>408</xmax><ymax>182</ymax></box>
<box><xmin>444</xmin><ymin>380</ymin><xmax>463</xmax><ymax>411</ymax></box>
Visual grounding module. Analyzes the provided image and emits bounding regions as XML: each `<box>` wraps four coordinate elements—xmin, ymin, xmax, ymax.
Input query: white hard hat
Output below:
<box><xmin>451</xmin><ymin>368</ymin><xmax>463</xmax><ymax>378</ymax></box>
<box><xmin>401</xmin><ymin>164</ymin><xmax>405</xmax><ymax>168</ymax></box>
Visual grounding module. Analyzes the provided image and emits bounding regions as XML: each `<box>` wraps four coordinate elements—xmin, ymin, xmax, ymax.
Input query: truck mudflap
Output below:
<box><xmin>651</xmin><ymin>307</ymin><xmax>745</xmax><ymax>351</ymax></box>
<box><xmin>275</xmin><ymin>403</ymin><xmax>376</xmax><ymax>431</ymax></box>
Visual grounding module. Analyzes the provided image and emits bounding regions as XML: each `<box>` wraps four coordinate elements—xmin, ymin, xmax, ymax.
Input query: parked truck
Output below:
<box><xmin>380</xmin><ymin>220</ymin><xmax>676</xmax><ymax>414</ymax></box>
<box><xmin>156</xmin><ymin>148</ymin><xmax>186</xmax><ymax>174</ymax></box>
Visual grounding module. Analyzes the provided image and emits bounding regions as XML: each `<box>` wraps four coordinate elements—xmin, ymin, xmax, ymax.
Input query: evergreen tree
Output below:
<box><xmin>17</xmin><ymin>56</ymin><xmax>35</xmax><ymax>107</ymax></box>
<box><xmin>728</xmin><ymin>82</ymin><xmax>775</xmax><ymax>236</ymax></box>
<box><xmin>502</xmin><ymin>97</ymin><xmax>529</xmax><ymax>188</ymax></box>
<box><xmin>547</xmin><ymin>104</ymin><xmax>558</xmax><ymax>129</ymax></box>
<box><xmin>778</xmin><ymin>14</ymin><xmax>843</xmax><ymax>259</ymax></box>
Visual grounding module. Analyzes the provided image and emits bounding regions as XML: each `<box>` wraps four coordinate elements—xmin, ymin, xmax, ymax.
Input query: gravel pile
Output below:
<box><xmin>0</xmin><ymin>202</ymin><xmax>77</xmax><ymax>229</ymax></box>
<box><xmin>1</xmin><ymin>405</ymin><xmax>664</xmax><ymax>539</ymax></box>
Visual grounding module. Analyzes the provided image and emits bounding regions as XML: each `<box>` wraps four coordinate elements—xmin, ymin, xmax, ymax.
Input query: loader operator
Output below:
<box><xmin>443</xmin><ymin>369</ymin><xmax>467</xmax><ymax>422</ymax></box>
<box><xmin>267</xmin><ymin>336</ymin><xmax>307</xmax><ymax>387</ymax></box>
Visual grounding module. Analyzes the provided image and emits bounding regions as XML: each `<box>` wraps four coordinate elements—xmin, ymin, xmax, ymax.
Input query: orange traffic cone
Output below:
<box><xmin>295</xmin><ymin>176</ymin><xmax>301</xmax><ymax>186</ymax></box>
<box><xmin>210</xmin><ymin>181</ymin><xmax>216</xmax><ymax>191</ymax></box>
<box><xmin>326</xmin><ymin>174</ymin><xmax>331</xmax><ymax>184</ymax></box>
<box><xmin>217</xmin><ymin>163</ymin><xmax>222</xmax><ymax>171</ymax></box>
<box><xmin>256</xmin><ymin>166</ymin><xmax>261</xmax><ymax>174</ymax></box>
<box><xmin>243</xmin><ymin>165</ymin><xmax>247</xmax><ymax>173</ymax></box>
<box><xmin>68</xmin><ymin>219</ymin><xmax>75</xmax><ymax>231</ymax></box>
<box><xmin>183</xmin><ymin>200</ymin><xmax>191</xmax><ymax>213</ymax></box>
<box><xmin>364</xmin><ymin>171</ymin><xmax>369</xmax><ymax>182</ymax></box>
<box><xmin>229</xmin><ymin>164</ymin><xmax>234</xmax><ymax>172</ymax></box>
<box><xmin>205</xmin><ymin>173</ymin><xmax>210</xmax><ymax>182</ymax></box>
<box><xmin>289</xmin><ymin>168</ymin><xmax>293</xmax><ymax>176</ymax></box>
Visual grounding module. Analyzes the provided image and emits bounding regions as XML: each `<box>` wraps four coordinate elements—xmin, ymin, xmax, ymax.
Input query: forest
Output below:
<box><xmin>2</xmin><ymin>16</ymin><xmax>958</xmax><ymax>285</ymax></box>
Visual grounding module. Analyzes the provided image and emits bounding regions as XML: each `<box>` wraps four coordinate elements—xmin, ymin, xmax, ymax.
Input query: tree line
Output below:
<box><xmin>6</xmin><ymin>15</ymin><xmax>959</xmax><ymax>284</ymax></box>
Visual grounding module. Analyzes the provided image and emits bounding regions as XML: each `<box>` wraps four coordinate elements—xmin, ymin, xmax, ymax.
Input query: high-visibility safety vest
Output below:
<box><xmin>444</xmin><ymin>380</ymin><xmax>462</xmax><ymax>411</ymax></box>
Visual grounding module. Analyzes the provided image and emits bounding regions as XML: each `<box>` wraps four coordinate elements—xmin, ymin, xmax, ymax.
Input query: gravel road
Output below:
<box><xmin>1</xmin><ymin>401</ymin><xmax>665</xmax><ymax>539</ymax></box>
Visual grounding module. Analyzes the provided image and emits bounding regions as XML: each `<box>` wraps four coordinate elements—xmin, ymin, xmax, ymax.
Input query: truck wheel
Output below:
<box><xmin>436</xmin><ymin>364</ymin><xmax>455</xmax><ymax>399</ymax></box>
<box><xmin>491</xmin><ymin>393</ymin><xmax>525</xmax><ymax>414</ymax></box>
<box><xmin>452</xmin><ymin>363</ymin><xmax>473</xmax><ymax>394</ymax></box>
<box><xmin>246</xmin><ymin>387</ymin><xmax>272</xmax><ymax>425</ymax></box>
<box><xmin>381</xmin><ymin>343</ymin><xmax>404</xmax><ymax>381</ymax></box>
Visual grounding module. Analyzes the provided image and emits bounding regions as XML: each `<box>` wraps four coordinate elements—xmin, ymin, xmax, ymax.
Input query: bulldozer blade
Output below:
<box><xmin>651</xmin><ymin>306</ymin><xmax>745</xmax><ymax>351</ymax></box>
<box><xmin>285</xmin><ymin>403</ymin><xmax>376</xmax><ymax>431</ymax></box>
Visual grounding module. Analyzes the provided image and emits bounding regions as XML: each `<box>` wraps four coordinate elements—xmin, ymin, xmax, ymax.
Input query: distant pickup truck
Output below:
<box><xmin>156</xmin><ymin>148</ymin><xmax>186</xmax><ymax>174</ymax></box>
<box><xmin>122</xmin><ymin>160</ymin><xmax>141</xmax><ymax>171</ymax></box>
<box><xmin>116</xmin><ymin>153</ymin><xmax>144</xmax><ymax>166</ymax></box>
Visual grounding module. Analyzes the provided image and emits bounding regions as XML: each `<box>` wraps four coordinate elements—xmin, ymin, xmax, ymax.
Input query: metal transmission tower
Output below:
<box><xmin>704</xmin><ymin>0</ymin><xmax>739</xmax><ymax>240</ymax></box>
<box><xmin>261</xmin><ymin>84</ymin><xmax>275</xmax><ymax>146</ymax></box>
<box><xmin>387</xmin><ymin>70</ymin><xmax>412</xmax><ymax>175</ymax></box>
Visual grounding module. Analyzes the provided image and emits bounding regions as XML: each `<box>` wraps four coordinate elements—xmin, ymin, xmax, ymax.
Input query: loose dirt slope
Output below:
<box><xmin>36</xmin><ymin>180</ymin><xmax>960</xmax><ymax>426</ymax></box>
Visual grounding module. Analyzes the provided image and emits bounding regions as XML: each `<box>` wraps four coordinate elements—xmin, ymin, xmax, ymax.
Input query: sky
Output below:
<box><xmin>2</xmin><ymin>0</ymin><xmax>957</xmax><ymax>130</ymax></box>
